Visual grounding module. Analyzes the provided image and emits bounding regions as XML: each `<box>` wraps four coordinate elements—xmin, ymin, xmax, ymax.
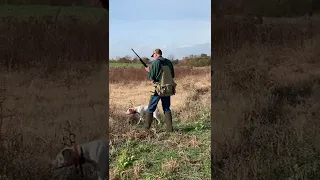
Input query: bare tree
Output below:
<box><xmin>167</xmin><ymin>54</ymin><xmax>175</xmax><ymax>61</ymax></box>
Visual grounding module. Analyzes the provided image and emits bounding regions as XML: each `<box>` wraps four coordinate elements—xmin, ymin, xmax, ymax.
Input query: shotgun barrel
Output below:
<box><xmin>131</xmin><ymin>48</ymin><xmax>148</xmax><ymax>67</ymax></box>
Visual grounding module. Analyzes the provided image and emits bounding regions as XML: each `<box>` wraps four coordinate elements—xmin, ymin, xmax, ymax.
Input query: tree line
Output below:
<box><xmin>110</xmin><ymin>53</ymin><xmax>211</xmax><ymax>67</ymax></box>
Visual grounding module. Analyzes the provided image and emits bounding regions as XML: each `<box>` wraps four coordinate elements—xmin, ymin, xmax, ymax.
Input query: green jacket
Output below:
<box><xmin>148</xmin><ymin>56</ymin><xmax>175</xmax><ymax>83</ymax></box>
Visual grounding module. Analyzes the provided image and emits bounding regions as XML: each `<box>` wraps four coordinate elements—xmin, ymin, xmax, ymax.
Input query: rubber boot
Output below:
<box><xmin>165</xmin><ymin>111</ymin><xmax>173</xmax><ymax>132</ymax></box>
<box><xmin>144</xmin><ymin>112</ymin><xmax>153</xmax><ymax>130</ymax></box>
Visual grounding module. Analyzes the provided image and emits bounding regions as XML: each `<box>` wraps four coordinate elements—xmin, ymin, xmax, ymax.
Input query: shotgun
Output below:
<box><xmin>131</xmin><ymin>48</ymin><xmax>148</xmax><ymax>68</ymax></box>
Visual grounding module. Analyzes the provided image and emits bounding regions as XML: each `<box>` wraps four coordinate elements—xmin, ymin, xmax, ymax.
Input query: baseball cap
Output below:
<box><xmin>151</xmin><ymin>48</ymin><xmax>162</xmax><ymax>57</ymax></box>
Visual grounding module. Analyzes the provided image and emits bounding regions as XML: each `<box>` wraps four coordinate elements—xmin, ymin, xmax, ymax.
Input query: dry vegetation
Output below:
<box><xmin>0</xmin><ymin>5</ymin><xmax>211</xmax><ymax>180</ymax></box>
<box><xmin>109</xmin><ymin>66</ymin><xmax>211</xmax><ymax>179</ymax></box>
<box><xmin>109</xmin><ymin>66</ymin><xmax>208</xmax><ymax>84</ymax></box>
<box><xmin>0</xmin><ymin>0</ymin><xmax>103</xmax><ymax>6</ymax></box>
<box><xmin>0</xmin><ymin>8</ymin><xmax>108</xmax><ymax>180</ymax></box>
<box><xmin>212</xmin><ymin>16</ymin><xmax>320</xmax><ymax>179</ymax></box>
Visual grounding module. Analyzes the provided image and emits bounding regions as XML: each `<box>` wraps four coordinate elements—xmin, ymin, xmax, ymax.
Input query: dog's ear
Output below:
<box><xmin>127</xmin><ymin>108</ymin><xmax>132</xmax><ymax>113</ymax></box>
<box><xmin>61</xmin><ymin>148</ymin><xmax>74</xmax><ymax>159</ymax></box>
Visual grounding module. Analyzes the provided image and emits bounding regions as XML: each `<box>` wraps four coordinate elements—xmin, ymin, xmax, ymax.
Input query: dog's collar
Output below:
<box><xmin>73</xmin><ymin>144</ymin><xmax>85</xmax><ymax>177</ymax></box>
<box><xmin>130</xmin><ymin>108</ymin><xmax>137</xmax><ymax>114</ymax></box>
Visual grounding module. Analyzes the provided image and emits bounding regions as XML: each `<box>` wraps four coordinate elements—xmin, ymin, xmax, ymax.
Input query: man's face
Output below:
<box><xmin>153</xmin><ymin>52</ymin><xmax>159</xmax><ymax>59</ymax></box>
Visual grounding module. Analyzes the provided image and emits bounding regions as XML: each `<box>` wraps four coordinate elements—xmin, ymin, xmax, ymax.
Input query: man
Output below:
<box><xmin>144</xmin><ymin>48</ymin><xmax>175</xmax><ymax>132</ymax></box>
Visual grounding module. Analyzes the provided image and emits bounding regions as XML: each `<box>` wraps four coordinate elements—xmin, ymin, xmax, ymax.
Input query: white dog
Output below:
<box><xmin>52</xmin><ymin>139</ymin><xmax>108</xmax><ymax>180</ymax></box>
<box><xmin>125</xmin><ymin>105</ymin><xmax>161</xmax><ymax>125</ymax></box>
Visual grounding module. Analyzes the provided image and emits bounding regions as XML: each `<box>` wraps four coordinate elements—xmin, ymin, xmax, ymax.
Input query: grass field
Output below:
<box><xmin>0</xmin><ymin>5</ymin><xmax>106</xmax><ymax>21</ymax></box>
<box><xmin>1</xmin><ymin>5</ymin><xmax>108</xmax><ymax>74</ymax></box>
<box><xmin>4</xmin><ymin>3</ymin><xmax>320</xmax><ymax>180</ymax></box>
<box><xmin>1</xmin><ymin>65</ymin><xmax>108</xmax><ymax>179</ymax></box>
<box><xmin>0</xmin><ymin>4</ymin><xmax>211</xmax><ymax>179</ymax></box>
<box><xmin>109</xmin><ymin>66</ymin><xmax>211</xmax><ymax>179</ymax></box>
<box><xmin>1</xmin><ymin>5</ymin><xmax>108</xmax><ymax>180</ymax></box>
<box><xmin>212</xmin><ymin>16</ymin><xmax>320</xmax><ymax>179</ymax></box>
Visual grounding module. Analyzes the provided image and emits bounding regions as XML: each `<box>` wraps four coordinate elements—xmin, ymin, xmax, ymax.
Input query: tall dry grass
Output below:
<box><xmin>1</xmin><ymin>15</ymin><xmax>108</xmax><ymax>76</ymax></box>
<box><xmin>0</xmin><ymin>0</ymin><xmax>103</xmax><ymax>6</ymax></box>
<box><xmin>212</xmin><ymin>16</ymin><xmax>315</xmax><ymax>57</ymax></box>
<box><xmin>212</xmin><ymin>16</ymin><xmax>320</xmax><ymax>179</ymax></box>
<box><xmin>109</xmin><ymin>66</ymin><xmax>211</xmax><ymax>136</ymax></box>
<box><xmin>1</xmin><ymin>14</ymin><xmax>108</xmax><ymax>179</ymax></box>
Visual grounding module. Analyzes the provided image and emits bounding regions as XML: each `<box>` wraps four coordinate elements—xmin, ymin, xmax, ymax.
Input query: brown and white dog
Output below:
<box><xmin>125</xmin><ymin>105</ymin><xmax>161</xmax><ymax>125</ymax></box>
<box><xmin>52</xmin><ymin>139</ymin><xmax>108</xmax><ymax>180</ymax></box>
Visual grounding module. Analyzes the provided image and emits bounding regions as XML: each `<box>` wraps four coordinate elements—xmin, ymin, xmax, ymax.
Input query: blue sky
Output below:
<box><xmin>109</xmin><ymin>0</ymin><xmax>211</xmax><ymax>60</ymax></box>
